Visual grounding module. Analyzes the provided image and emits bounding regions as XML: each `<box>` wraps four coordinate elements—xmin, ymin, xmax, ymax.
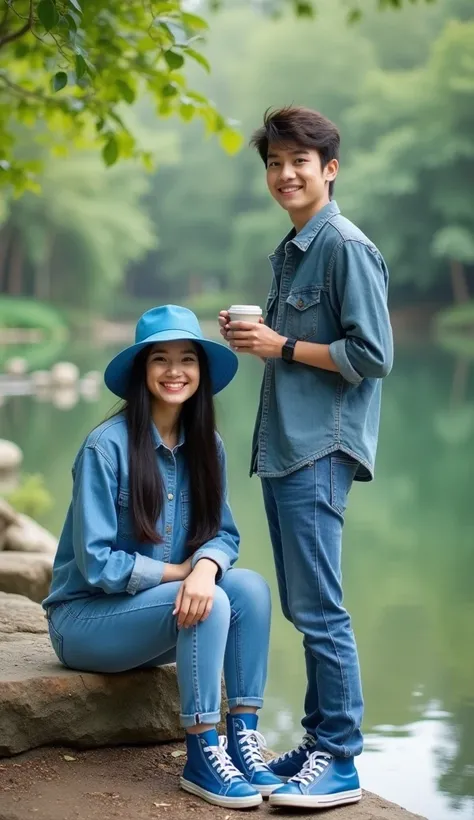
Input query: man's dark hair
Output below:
<box><xmin>250</xmin><ymin>106</ymin><xmax>340</xmax><ymax>198</ymax></box>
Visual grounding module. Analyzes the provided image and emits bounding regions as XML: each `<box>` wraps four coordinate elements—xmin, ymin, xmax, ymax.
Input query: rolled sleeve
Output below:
<box><xmin>191</xmin><ymin>547</ymin><xmax>231</xmax><ymax>580</ymax></box>
<box><xmin>126</xmin><ymin>553</ymin><xmax>165</xmax><ymax>595</ymax></box>
<box><xmin>329</xmin><ymin>338</ymin><xmax>363</xmax><ymax>386</ymax></box>
<box><xmin>191</xmin><ymin>438</ymin><xmax>239</xmax><ymax>580</ymax></box>
<box><xmin>330</xmin><ymin>240</ymin><xmax>393</xmax><ymax>383</ymax></box>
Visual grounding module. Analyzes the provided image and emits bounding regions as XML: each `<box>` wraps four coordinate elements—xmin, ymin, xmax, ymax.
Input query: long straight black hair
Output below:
<box><xmin>124</xmin><ymin>343</ymin><xmax>222</xmax><ymax>551</ymax></box>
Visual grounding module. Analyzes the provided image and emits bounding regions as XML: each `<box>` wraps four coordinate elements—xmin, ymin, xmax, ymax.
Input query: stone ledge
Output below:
<box><xmin>1</xmin><ymin>637</ymin><xmax>186</xmax><ymax>757</ymax></box>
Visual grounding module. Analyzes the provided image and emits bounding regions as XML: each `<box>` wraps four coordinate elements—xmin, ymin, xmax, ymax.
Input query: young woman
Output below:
<box><xmin>42</xmin><ymin>305</ymin><xmax>282</xmax><ymax>808</ymax></box>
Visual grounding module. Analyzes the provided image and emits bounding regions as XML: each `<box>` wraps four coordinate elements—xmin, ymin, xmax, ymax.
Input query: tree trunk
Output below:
<box><xmin>8</xmin><ymin>232</ymin><xmax>24</xmax><ymax>295</ymax></box>
<box><xmin>34</xmin><ymin>232</ymin><xmax>54</xmax><ymax>300</ymax></box>
<box><xmin>450</xmin><ymin>259</ymin><xmax>469</xmax><ymax>304</ymax></box>
<box><xmin>0</xmin><ymin>224</ymin><xmax>11</xmax><ymax>293</ymax></box>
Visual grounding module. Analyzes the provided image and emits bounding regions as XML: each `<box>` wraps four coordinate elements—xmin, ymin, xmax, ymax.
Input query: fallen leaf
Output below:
<box><xmin>63</xmin><ymin>755</ymin><xmax>76</xmax><ymax>762</ymax></box>
<box><xmin>170</xmin><ymin>750</ymin><xmax>186</xmax><ymax>758</ymax></box>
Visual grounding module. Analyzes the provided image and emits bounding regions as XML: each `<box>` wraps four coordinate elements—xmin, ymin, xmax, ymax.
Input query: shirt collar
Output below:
<box><xmin>151</xmin><ymin>422</ymin><xmax>185</xmax><ymax>451</ymax></box>
<box><xmin>272</xmin><ymin>200</ymin><xmax>340</xmax><ymax>256</ymax></box>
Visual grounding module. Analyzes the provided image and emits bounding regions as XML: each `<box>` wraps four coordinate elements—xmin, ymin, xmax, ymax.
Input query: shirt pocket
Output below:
<box><xmin>265</xmin><ymin>289</ymin><xmax>278</xmax><ymax>328</ymax></box>
<box><xmin>181</xmin><ymin>490</ymin><xmax>191</xmax><ymax>531</ymax></box>
<box><xmin>286</xmin><ymin>286</ymin><xmax>322</xmax><ymax>341</ymax></box>
<box><xmin>117</xmin><ymin>489</ymin><xmax>135</xmax><ymax>541</ymax></box>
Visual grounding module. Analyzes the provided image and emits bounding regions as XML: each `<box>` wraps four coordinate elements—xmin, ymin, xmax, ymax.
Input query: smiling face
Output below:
<box><xmin>145</xmin><ymin>340</ymin><xmax>200</xmax><ymax>409</ymax></box>
<box><xmin>265</xmin><ymin>142</ymin><xmax>338</xmax><ymax>228</ymax></box>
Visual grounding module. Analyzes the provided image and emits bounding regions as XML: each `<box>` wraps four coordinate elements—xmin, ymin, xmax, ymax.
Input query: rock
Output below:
<box><xmin>0</xmin><ymin>637</ymin><xmax>189</xmax><ymax>756</ymax></box>
<box><xmin>4</xmin><ymin>513</ymin><xmax>57</xmax><ymax>555</ymax></box>
<box><xmin>50</xmin><ymin>361</ymin><xmax>80</xmax><ymax>387</ymax></box>
<box><xmin>0</xmin><ymin>591</ymin><xmax>48</xmax><ymax>642</ymax></box>
<box><xmin>31</xmin><ymin>370</ymin><xmax>51</xmax><ymax>388</ymax></box>
<box><xmin>4</xmin><ymin>357</ymin><xmax>28</xmax><ymax>376</ymax></box>
<box><xmin>51</xmin><ymin>386</ymin><xmax>79</xmax><ymax>409</ymax></box>
<box><xmin>0</xmin><ymin>551</ymin><xmax>53</xmax><ymax>602</ymax></box>
<box><xmin>0</xmin><ymin>496</ymin><xmax>18</xmax><ymax>529</ymax></box>
<box><xmin>0</xmin><ymin>439</ymin><xmax>23</xmax><ymax>472</ymax></box>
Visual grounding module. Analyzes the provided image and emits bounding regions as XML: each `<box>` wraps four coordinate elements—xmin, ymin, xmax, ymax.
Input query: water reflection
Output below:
<box><xmin>1</xmin><ymin>344</ymin><xmax>473</xmax><ymax>820</ymax></box>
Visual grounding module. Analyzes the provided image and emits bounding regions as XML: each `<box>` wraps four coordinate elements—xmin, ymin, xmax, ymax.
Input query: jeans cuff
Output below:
<box><xmin>180</xmin><ymin>710</ymin><xmax>221</xmax><ymax>728</ymax></box>
<box><xmin>227</xmin><ymin>697</ymin><xmax>264</xmax><ymax>709</ymax></box>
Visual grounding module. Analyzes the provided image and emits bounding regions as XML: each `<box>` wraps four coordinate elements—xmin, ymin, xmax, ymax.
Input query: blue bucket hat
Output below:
<box><xmin>104</xmin><ymin>305</ymin><xmax>238</xmax><ymax>399</ymax></box>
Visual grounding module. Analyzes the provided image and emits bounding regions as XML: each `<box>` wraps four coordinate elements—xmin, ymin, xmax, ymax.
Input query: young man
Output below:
<box><xmin>219</xmin><ymin>107</ymin><xmax>393</xmax><ymax>809</ymax></box>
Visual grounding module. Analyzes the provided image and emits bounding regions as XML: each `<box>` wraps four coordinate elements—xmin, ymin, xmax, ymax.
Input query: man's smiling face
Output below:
<box><xmin>265</xmin><ymin>142</ymin><xmax>338</xmax><ymax>221</ymax></box>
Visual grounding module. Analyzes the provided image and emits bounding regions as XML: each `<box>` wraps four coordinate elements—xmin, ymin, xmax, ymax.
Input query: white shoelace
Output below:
<box><xmin>204</xmin><ymin>736</ymin><xmax>243</xmax><ymax>783</ymax></box>
<box><xmin>236</xmin><ymin>728</ymin><xmax>269</xmax><ymax>772</ymax></box>
<box><xmin>271</xmin><ymin>733</ymin><xmax>317</xmax><ymax>765</ymax></box>
<box><xmin>289</xmin><ymin>751</ymin><xmax>332</xmax><ymax>786</ymax></box>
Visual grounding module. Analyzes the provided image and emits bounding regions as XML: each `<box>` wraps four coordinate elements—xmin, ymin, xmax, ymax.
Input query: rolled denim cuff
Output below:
<box><xmin>191</xmin><ymin>548</ymin><xmax>231</xmax><ymax>581</ymax></box>
<box><xmin>329</xmin><ymin>339</ymin><xmax>363</xmax><ymax>386</ymax></box>
<box><xmin>126</xmin><ymin>553</ymin><xmax>165</xmax><ymax>595</ymax></box>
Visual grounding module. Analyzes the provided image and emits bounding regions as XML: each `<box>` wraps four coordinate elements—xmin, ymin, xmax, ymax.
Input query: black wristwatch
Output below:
<box><xmin>282</xmin><ymin>337</ymin><xmax>297</xmax><ymax>363</ymax></box>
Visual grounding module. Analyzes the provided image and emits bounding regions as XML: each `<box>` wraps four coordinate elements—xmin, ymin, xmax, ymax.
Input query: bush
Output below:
<box><xmin>5</xmin><ymin>474</ymin><xmax>54</xmax><ymax>519</ymax></box>
<box><xmin>0</xmin><ymin>297</ymin><xmax>67</xmax><ymax>339</ymax></box>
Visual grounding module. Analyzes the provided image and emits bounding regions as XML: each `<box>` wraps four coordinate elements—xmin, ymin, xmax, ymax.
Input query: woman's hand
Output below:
<box><xmin>173</xmin><ymin>558</ymin><xmax>218</xmax><ymax>628</ymax></box>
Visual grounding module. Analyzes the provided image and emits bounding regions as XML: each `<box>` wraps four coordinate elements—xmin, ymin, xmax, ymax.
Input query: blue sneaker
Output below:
<box><xmin>225</xmin><ymin>713</ymin><xmax>284</xmax><ymax>797</ymax></box>
<box><xmin>269</xmin><ymin>750</ymin><xmax>362</xmax><ymax>809</ymax></box>
<box><xmin>180</xmin><ymin>729</ymin><xmax>262</xmax><ymax>808</ymax></box>
<box><xmin>267</xmin><ymin>733</ymin><xmax>318</xmax><ymax>781</ymax></box>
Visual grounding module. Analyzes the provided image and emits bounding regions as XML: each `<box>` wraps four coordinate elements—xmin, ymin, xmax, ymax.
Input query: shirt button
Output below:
<box><xmin>297</xmin><ymin>298</ymin><xmax>304</xmax><ymax>308</ymax></box>
<box><xmin>168</xmin><ymin>493</ymin><xmax>174</xmax><ymax>501</ymax></box>
<box><xmin>165</xmin><ymin>525</ymin><xmax>172</xmax><ymax>534</ymax></box>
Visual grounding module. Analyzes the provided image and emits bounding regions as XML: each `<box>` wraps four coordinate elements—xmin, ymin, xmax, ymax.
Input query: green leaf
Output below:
<box><xmin>164</xmin><ymin>50</ymin><xmax>185</xmax><ymax>70</ymax></box>
<box><xmin>75</xmin><ymin>54</ymin><xmax>87</xmax><ymax>80</ymax></box>
<box><xmin>181</xmin><ymin>12</ymin><xmax>209</xmax><ymax>31</ymax></box>
<box><xmin>37</xmin><ymin>0</ymin><xmax>59</xmax><ymax>32</ymax></box>
<box><xmin>347</xmin><ymin>8</ymin><xmax>362</xmax><ymax>23</ymax></box>
<box><xmin>51</xmin><ymin>71</ymin><xmax>68</xmax><ymax>92</ymax></box>
<box><xmin>68</xmin><ymin>0</ymin><xmax>82</xmax><ymax>12</ymax></box>
<box><xmin>116</xmin><ymin>80</ymin><xmax>135</xmax><ymax>104</ymax></box>
<box><xmin>14</xmin><ymin>43</ymin><xmax>30</xmax><ymax>59</ymax></box>
<box><xmin>102</xmin><ymin>135</ymin><xmax>119</xmax><ymax>167</ymax></box>
<box><xmin>185</xmin><ymin>48</ymin><xmax>210</xmax><ymax>73</ymax></box>
<box><xmin>179</xmin><ymin>102</ymin><xmax>195</xmax><ymax>121</ymax></box>
<box><xmin>219</xmin><ymin>127</ymin><xmax>244</xmax><ymax>155</ymax></box>
<box><xmin>294</xmin><ymin>0</ymin><xmax>314</xmax><ymax>16</ymax></box>
<box><xmin>162</xmin><ymin>83</ymin><xmax>178</xmax><ymax>97</ymax></box>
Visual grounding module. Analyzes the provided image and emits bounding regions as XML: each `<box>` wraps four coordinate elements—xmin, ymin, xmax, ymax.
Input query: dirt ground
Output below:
<box><xmin>0</xmin><ymin>742</ymin><xmax>424</xmax><ymax>820</ymax></box>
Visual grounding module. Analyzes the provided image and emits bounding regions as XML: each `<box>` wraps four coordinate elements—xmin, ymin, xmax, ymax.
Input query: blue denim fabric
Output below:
<box><xmin>251</xmin><ymin>201</ymin><xmax>393</xmax><ymax>481</ymax></box>
<box><xmin>261</xmin><ymin>453</ymin><xmax>364</xmax><ymax>758</ymax></box>
<box><xmin>47</xmin><ymin>568</ymin><xmax>271</xmax><ymax>727</ymax></box>
<box><xmin>43</xmin><ymin>413</ymin><xmax>240</xmax><ymax>608</ymax></box>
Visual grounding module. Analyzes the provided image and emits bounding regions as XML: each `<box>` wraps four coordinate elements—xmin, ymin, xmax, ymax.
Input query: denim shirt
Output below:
<box><xmin>43</xmin><ymin>414</ymin><xmax>240</xmax><ymax>608</ymax></box>
<box><xmin>251</xmin><ymin>201</ymin><xmax>393</xmax><ymax>482</ymax></box>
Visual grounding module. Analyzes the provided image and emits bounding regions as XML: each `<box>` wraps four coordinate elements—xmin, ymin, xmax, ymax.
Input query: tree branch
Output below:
<box><xmin>0</xmin><ymin>0</ymin><xmax>33</xmax><ymax>50</ymax></box>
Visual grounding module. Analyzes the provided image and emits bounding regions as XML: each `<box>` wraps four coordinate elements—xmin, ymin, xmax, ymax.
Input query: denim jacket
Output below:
<box><xmin>43</xmin><ymin>414</ymin><xmax>240</xmax><ymax>608</ymax></box>
<box><xmin>251</xmin><ymin>201</ymin><xmax>393</xmax><ymax>481</ymax></box>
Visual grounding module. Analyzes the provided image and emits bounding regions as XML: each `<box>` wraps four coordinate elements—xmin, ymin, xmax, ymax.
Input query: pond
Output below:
<box><xmin>2</xmin><ymin>339</ymin><xmax>474</xmax><ymax>820</ymax></box>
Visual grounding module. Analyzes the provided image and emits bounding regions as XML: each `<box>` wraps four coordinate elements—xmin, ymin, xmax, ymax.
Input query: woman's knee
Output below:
<box><xmin>220</xmin><ymin>568</ymin><xmax>271</xmax><ymax>616</ymax></box>
<box><xmin>207</xmin><ymin>583</ymin><xmax>231</xmax><ymax>625</ymax></box>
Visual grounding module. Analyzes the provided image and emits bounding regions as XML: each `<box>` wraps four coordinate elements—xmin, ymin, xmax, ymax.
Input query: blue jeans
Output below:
<box><xmin>47</xmin><ymin>568</ymin><xmax>271</xmax><ymax>728</ymax></box>
<box><xmin>261</xmin><ymin>453</ymin><xmax>364</xmax><ymax>758</ymax></box>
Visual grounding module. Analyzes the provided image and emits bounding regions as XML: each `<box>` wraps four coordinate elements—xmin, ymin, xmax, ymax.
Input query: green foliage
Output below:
<box><xmin>0</xmin><ymin>0</ymin><xmax>242</xmax><ymax>192</ymax></box>
<box><xmin>5</xmin><ymin>473</ymin><xmax>54</xmax><ymax>518</ymax></box>
<box><xmin>0</xmin><ymin>0</ymin><xmax>438</xmax><ymax>191</ymax></box>
<box><xmin>0</xmin><ymin>296</ymin><xmax>66</xmax><ymax>337</ymax></box>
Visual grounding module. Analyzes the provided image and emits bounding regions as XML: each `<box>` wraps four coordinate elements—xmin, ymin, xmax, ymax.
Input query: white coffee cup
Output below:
<box><xmin>228</xmin><ymin>304</ymin><xmax>263</xmax><ymax>324</ymax></box>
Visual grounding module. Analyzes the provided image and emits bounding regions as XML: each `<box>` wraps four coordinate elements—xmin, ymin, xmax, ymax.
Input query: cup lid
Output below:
<box><xmin>228</xmin><ymin>304</ymin><xmax>262</xmax><ymax>314</ymax></box>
